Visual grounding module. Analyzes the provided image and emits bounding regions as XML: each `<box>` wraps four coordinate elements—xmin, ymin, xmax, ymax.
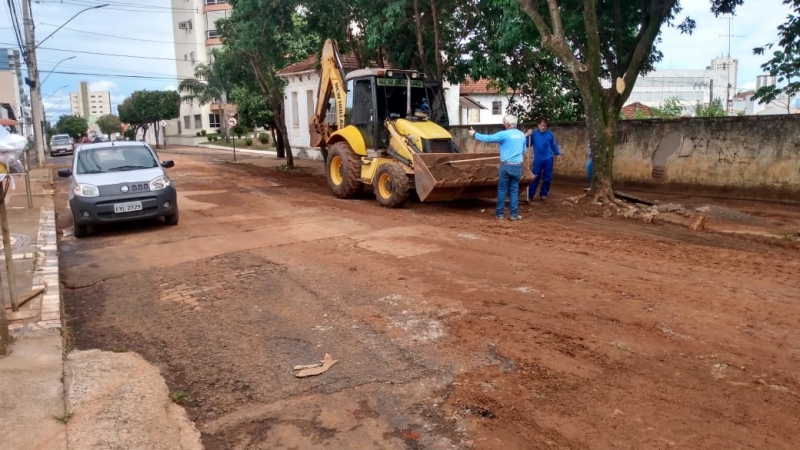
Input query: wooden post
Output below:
<box><xmin>0</xmin><ymin>263</ymin><xmax>8</xmax><ymax>357</ymax></box>
<box><xmin>0</xmin><ymin>185</ymin><xmax>19</xmax><ymax>312</ymax></box>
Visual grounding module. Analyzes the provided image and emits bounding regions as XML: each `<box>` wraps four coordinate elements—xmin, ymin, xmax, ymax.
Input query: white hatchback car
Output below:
<box><xmin>58</xmin><ymin>141</ymin><xmax>178</xmax><ymax>237</ymax></box>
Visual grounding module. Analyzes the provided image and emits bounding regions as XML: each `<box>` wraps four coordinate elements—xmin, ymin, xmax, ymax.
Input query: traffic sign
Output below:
<box><xmin>228</xmin><ymin>117</ymin><xmax>238</xmax><ymax>126</ymax></box>
<box><xmin>160</xmin><ymin>120</ymin><xmax>167</xmax><ymax>127</ymax></box>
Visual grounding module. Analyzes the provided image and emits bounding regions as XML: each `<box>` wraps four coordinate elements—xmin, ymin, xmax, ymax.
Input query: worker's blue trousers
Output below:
<box><xmin>528</xmin><ymin>158</ymin><xmax>554</xmax><ymax>199</ymax></box>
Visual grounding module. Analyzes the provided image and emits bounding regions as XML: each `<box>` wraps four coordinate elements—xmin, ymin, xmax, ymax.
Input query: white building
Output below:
<box><xmin>708</xmin><ymin>57</ymin><xmax>739</xmax><ymax>103</ymax></box>
<box><xmin>756</xmin><ymin>75</ymin><xmax>777</xmax><ymax>90</ymax></box>
<box><xmin>70</xmin><ymin>81</ymin><xmax>111</xmax><ymax>119</ymax></box>
<box><xmin>0</xmin><ymin>48</ymin><xmax>31</xmax><ymax>135</ymax></box>
<box><xmin>624</xmin><ymin>68</ymin><xmax>731</xmax><ymax>114</ymax></box>
<box><xmin>449</xmin><ymin>78</ymin><xmax>513</xmax><ymax>126</ymax></box>
<box><xmin>170</xmin><ymin>0</ymin><xmax>230</xmax><ymax>136</ymax></box>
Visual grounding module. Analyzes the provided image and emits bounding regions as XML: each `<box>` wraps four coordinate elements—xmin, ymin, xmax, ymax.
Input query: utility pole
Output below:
<box><xmin>21</xmin><ymin>0</ymin><xmax>46</xmax><ymax>167</ymax></box>
<box><xmin>719</xmin><ymin>16</ymin><xmax>745</xmax><ymax>115</ymax></box>
<box><xmin>709</xmin><ymin>79</ymin><xmax>714</xmax><ymax>104</ymax></box>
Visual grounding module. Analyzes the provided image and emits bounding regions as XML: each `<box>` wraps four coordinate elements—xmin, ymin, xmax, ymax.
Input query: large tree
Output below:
<box><xmin>753</xmin><ymin>0</ymin><xmax>799</xmax><ymax>112</ymax></box>
<box><xmin>56</xmin><ymin>114</ymin><xmax>89</xmax><ymax>140</ymax></box>
<box><xmin>517</xmin><ymin>0</ymin><xmax>743</xmax><ymax>202</ymax></box>
<box><xmin>96</xmin><ymin>114</ymin><xmax>122</xmax><ymax>139</ymax></box>
<box><xmin>219</xmin><ymin>1</ymin><xmax>320</xmax><ymax>168</ymax></box>
<box><xmin>118</xmin><ymin>90</ymin><xmax>180</xmax><ymax>147</ymax></box>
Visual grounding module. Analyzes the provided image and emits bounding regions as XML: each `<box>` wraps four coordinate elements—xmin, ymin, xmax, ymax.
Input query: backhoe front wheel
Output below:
<box><xmin>373</xmin><ymin>162</ymin><xmax>409</xmax><ymax>208</ymax></box>
<box><xmin>326</xmin><ymin>142</ymin><xmax>364</xmax><ymax>199</ymax></box>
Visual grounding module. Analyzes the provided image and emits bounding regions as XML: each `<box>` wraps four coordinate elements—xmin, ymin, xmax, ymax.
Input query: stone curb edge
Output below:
<box><xmin>31</xmin><ymin>207</ymin><xmax>60</xmax><ymax>332</ymax></box>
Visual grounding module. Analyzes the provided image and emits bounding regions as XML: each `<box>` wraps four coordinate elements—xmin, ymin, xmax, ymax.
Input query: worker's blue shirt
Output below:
<box><xmin>526</xmin><ymin>130</ymin><xmax>561</xmax><ymax>160</ymax></box>
<box><xmin>473</xmin><ymin>128</ymin><xmax>526</xmax><ymax>164</ymax></box>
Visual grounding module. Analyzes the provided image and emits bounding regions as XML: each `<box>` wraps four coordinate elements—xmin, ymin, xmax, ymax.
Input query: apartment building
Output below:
<box><xmin>0</xmin><ymin>48</ymin><xmax>31</xmax><ymax>135</ymax></box>
<box><xmin>171</xmin><ymin>0</ymin><xmax>231</xmax><ymax>136</ymax></box>
<box><xmin>70</xmin><ymin>81</ymin><xmax>112</xmax><ymax>119</ymax></box>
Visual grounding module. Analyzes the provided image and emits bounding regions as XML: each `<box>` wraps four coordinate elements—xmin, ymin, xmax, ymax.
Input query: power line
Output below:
<box><xmin>0</xmin><ymin>41</ymin><xmax>209</xmax><ymax>62</ymax></box>
<box><xmin>35</xmin><ymin>0</ymin><xmax>199</xmax><ymax>13</ymax></box>
<box><xmin>42</xmin><ymin>70</ymin><xmax>187</xmax><ymax>81</ymax></box>
<box><xmin>36</xmin><ymin>22</ymin><xmax>200</xmax><ymax>45</ymax></box>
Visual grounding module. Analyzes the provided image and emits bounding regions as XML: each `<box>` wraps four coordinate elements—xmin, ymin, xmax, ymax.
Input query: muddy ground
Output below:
<box><xmin>59</xmin><ymin>148</ymin><xmax>800</xmax><ymax>449</ymax></box>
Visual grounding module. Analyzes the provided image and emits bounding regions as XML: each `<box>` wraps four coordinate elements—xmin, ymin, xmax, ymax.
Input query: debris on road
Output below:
<box><xmin>690</xmin><ymin>213</ymin><xmax>708</xmax><ymax>231</ymax></box>
<box><xmin>294</xmin><ymin>353</ymin><xmax>338</xmax><ymax>378</ymax></box>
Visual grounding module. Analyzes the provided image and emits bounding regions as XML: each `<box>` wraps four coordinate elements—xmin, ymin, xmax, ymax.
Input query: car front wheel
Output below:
<box><xmin>164</xmin><ymin>208</ymin><xmax>179</xmax><ymax>226</ymax></box>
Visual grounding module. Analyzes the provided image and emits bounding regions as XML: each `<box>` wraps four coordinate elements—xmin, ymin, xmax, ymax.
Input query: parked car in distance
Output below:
<box><xmin>92</xmin><ymin>136</ymin><xmax>109</xmax><ymax>143</ymax></box>
<box><xmin>57</xmin><ymin>141</ymin><xmax>178</xmax><ymax>238</ymax></box>
<box><xmin>49</xmin><ymin>134</ymin><xmax>74</xmax><ymax>156</ymax></box>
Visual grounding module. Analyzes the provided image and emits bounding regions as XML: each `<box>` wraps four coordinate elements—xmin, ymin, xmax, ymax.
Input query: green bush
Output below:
<box><xmin>124</xmin><ymin>129</ymin><xmax>135</xmax><ymax>140</ymax></box>
<box><xmin>207</xmin><ymin>135</ymin><xmax>214</xmax><ymax>142</ymax></box>
<box><xmin>245</xmin><ymin>138</ymin><xmax>253</xmax><ymax>146</ymax></box>
<box><xmin>258</xmin><ymin>132</ymin><xmax>269</xmax><ymax>144</ymax></box>
<box><xmin>232</xmin><ymin>125</ymin><xmax>245</xmax><ymax>139</ymax></box>
<box><xmin>196</xmin><ymin>131</ymin><xmax>201</xmax><ymax>136</ymax></box>
<box><xmin>213</xmin><ymin>136</ymin><xmax>219</xmax><ymax>142</ymax></box>
<box><xmin>200</xmin><ymin>129</ymin><xmax>207</xmax><ymax>136</ymax></box>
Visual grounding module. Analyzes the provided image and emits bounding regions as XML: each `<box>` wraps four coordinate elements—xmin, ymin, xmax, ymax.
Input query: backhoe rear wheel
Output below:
<box><xmin>373</xmin><ymin>162</ymin><xmax>409</xmax><ymax>208</ymax></box>
<box><xmin>326</xmin><ymin>141</ymin><xmax>364</xmax><ymax>199</ymax></box>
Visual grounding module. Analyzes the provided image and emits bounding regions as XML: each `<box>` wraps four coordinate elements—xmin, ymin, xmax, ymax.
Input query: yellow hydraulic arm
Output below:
<box><xmin>309</xmin><ymin>39</ymin><xmax>348</xmax><ymax>148</ymax></box>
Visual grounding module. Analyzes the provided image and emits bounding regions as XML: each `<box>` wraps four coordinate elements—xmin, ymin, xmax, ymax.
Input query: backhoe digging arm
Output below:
<box><xmin>309</xmin><ymin>39</ymin><xmax>348</xmax><ymax>149</ymax></box>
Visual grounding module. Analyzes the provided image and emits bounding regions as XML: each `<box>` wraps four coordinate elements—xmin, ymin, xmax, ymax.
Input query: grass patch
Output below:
<box><xmin>169</xmin><ymin>390</ymin><xmax>190</xmax><ymax>405</ymax></box>
<box><xmin>54</xmin><ymin>411</ymin><xmax>73</xmax><ymax>424</ymax></box>
<box><xmin>209</xmin><ymin>138</ymin><xmax>274</xmax><ymax>151</ymax></box>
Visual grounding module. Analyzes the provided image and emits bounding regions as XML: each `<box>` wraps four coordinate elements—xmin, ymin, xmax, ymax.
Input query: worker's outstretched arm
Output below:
<box><xmin>474</xmin><ymin>130</ymin><xmax>508</xmax><ymax>143</ymax></box>
<box><xmin>550</xmin><ymin>133</ymin><xmax>562</xmax><ymax>156</ymax></box>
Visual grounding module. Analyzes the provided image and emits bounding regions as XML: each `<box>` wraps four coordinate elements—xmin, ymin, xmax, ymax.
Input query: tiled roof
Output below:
<box><xmin>621</xmin><ymin>102</ymin><xmax>655</xmax><ymax>119</ymax></box>
<box><xmin>459</xmin><ymin>78</ymin><xmax>512</xmax><ymax>95</ymax></box>
<box><xmin>277</xmin><ymin>53</ymin><xmax>365</xmax><ymax>75</ymax></box>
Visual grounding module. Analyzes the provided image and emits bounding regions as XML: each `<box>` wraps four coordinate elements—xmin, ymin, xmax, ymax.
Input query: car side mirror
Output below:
<box><xmin>57</xmin><ymin>169</ymin><xmax>72</xmax><ymax>178</ymax></box>
<box><xmin>161</xmin><ymin>160</ymin><xmax>174</xmax><ymax>168</ymax></box>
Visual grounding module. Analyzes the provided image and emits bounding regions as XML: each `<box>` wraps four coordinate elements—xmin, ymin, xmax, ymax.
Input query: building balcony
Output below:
<box><xmin>203</xmin><ymin>0</ymin><xmax>231</xmax><ymax>12</ymax></box>
<box><xmin>205</xmin><ymin>30</ymin><xmax>222</xmax><ymax>46</ymax></box>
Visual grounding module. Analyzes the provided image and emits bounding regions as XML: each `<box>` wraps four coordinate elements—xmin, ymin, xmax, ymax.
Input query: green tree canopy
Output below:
<box><xmin>55</xmin><ymin>115</ymin><xmax>89</xmax><ymax>140</ymax></box>
<box><xmin>753</xmin><ymin>0</ymin><xmax>799</xmax><ymax>111</ymax></box>
<box><xmin>96</xmin><ymin>114</ymin><xmax>122</xmax><ymax>137</ymax></box>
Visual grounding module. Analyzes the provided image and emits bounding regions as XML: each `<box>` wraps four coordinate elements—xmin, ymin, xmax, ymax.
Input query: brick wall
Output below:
<box><xmin>450</xmin><ymin>114</ymin><xmax>800</xmax><ymax>200</ymax></box>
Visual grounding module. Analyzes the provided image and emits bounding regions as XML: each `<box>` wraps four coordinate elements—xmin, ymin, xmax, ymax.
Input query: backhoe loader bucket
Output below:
<box><xmin>413</xmin><ymin>153</ymin><xmax>536</xmax><ymax>202</ymax></box>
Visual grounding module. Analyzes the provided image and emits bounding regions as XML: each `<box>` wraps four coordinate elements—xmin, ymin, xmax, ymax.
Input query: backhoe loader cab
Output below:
<box><xmin>310</xmin><ymin>38</ymin><xmax>534</xmax><ymax>208</ymax></box>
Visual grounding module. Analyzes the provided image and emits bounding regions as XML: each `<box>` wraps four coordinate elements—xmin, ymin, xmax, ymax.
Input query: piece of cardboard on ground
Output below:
<box><xmin>295</xmin><ymin>353</ymin><xmax>337</xmax><ymax>378</ymax></box>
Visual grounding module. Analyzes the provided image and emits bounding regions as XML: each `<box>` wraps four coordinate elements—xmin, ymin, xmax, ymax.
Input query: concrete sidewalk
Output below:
<box><xmin>0</xmin><ymin>168</ymin><xmax>67</xmax><ymax>450</ymax></box>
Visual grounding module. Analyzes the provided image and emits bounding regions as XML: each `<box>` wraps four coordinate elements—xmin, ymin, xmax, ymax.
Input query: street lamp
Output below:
<box><xmin>36</xmin><ymin>4</ymin><xmax>109</xmax><ymax>48</ymax></box>
<box><xmin>40</xmin><ymin>56</ymin><xmax>76</xmax><ymax>87</ymax></box>
<box><xmin>44</xmin><ymin>85</ymin><xmax>69</xmax><ymax>103</ymax></box>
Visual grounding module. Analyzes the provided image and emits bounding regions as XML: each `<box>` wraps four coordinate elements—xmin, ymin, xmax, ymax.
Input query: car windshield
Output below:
<box><xmin>76</xmin><ymin>146</ymin><xmax>158</xmax><ymax>174</ymax></box>
<box><xmin>52</xmin><ymin>138</ymin><xmax>71</xmax><ymax>145</ymax></box>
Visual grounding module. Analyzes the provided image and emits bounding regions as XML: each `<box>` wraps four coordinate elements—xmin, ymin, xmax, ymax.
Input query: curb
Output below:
<box><xmin>32</xmin><ymin>206</ymin><xmax>61</xmax><ymax>333</ymax></box>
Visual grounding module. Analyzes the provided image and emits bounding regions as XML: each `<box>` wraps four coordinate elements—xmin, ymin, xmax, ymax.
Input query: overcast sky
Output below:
<box><xmin>0</xmin><ymin>0</ymin><xmax>795</xmax><ymax>120</ymax></box>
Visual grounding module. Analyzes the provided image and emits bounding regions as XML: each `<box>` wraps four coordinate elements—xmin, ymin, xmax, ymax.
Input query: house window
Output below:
<box><xmin>194</xmin><ymin>114</ymin><xmax>202</xmax><ymax>128</ymax></box>
<box><xmin>291</xmin><ymin>91</ymin><xmax>299</xmax><ymax>128</ymax></box>
<box><xmin>491</xmin><ymin>101</ymin><xmax>502</xmax><ymax>115</ymax></box>
<box><xmin>209</xmin><ymin>113</ymin><xmax>220</xmax><ymax>128</ymax></box>
<box><xmin>184</xmin><ymin>116</ymin><xmax>191</xmax><ymax>129</ymax></box>
<box><xmin>468</xmin><ymin>108</ymin><xmax>480</xmax><ymax>124</ymax></box>
<box><xmin>306</xmin><ymin>89</ymin><xmax>314</xmax><ymax>122</ymax></box>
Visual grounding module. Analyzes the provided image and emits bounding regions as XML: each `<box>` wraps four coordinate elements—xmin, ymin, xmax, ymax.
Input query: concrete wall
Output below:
<box><xmin>450</xmin><ymin>114</ymin><xmax>800</xmax><ymax>200</ymax></box>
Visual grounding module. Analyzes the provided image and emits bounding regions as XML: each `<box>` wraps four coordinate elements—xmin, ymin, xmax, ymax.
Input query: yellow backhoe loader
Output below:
<box><xmin>309</xmin><ymin>39</ymin><xmax>535</xmax><ymax>208</ymax></box>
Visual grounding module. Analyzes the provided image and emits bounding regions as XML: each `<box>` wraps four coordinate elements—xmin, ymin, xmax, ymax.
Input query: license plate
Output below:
<box><xmin>113</xmin><ymin>201</ymin><xmax>143</xmax><ymax>213</ymax></box>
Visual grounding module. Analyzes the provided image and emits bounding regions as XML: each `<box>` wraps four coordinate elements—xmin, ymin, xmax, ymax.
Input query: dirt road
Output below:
<box><xmin>59</xmin><ymin>149</ymin><xmax>800</xmax><ymax>449</ymax></box>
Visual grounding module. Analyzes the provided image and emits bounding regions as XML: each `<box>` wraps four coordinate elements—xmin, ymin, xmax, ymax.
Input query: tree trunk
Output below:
<box><xmin>412</xmin><ymin>0</ymin><xmax>432</xmax><ymax>77</ymax></box>
<box><xmin>0</xmin><ymin>269</ymin><xmax>9</xmax><ymax>357</ymax></box>
<box><xmin>152</xmin><ymin>122</ymin><xmax>161</xmax><ymax>149</ymax></box>
<box><xmin>270</xmin><ymin>125</ymin><xmax>283</xmax><ymax>158</ymax></box>
<box><xmin>274</xmin><ymin>107</ymin><xmax>293</xmax><ymax>168</ymax></box>
<box><xmin>581</xmin><ymin>83</ymin><xmax>617</xmax><ymax>204</ymax></box>
<box><xmin>429</xmin><ymin>0</ymin><xmax>444</xmax><ymax>81</ymax></box>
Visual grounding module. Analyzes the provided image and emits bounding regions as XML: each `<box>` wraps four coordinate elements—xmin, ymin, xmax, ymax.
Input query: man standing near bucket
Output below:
<box><xmin>468</xmin><ymin>114</ymin><xmax>526</xmax><ymax>221</ymax></box>
<box><xmin>525</xmin><ymin>118</ymin><xmax>562</xmax><ymax>201</ymax></box>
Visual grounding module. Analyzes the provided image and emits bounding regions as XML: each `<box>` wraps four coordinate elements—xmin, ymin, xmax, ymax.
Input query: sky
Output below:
<box><xmin>0</xmin><ymin>0</ymin><xmax>795</xmax><ymax>121</ymax></box>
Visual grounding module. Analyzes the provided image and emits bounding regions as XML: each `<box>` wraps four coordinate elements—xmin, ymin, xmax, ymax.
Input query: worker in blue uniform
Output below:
<box><xmin>525</xmin><ymin>118</ymin><xmax>561</xmax><ymax>201</ymax></box>
<box><xmin>469</xmin><ymin>114</ymin><xmax>526</xmax><ymax>221</ymax></box>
